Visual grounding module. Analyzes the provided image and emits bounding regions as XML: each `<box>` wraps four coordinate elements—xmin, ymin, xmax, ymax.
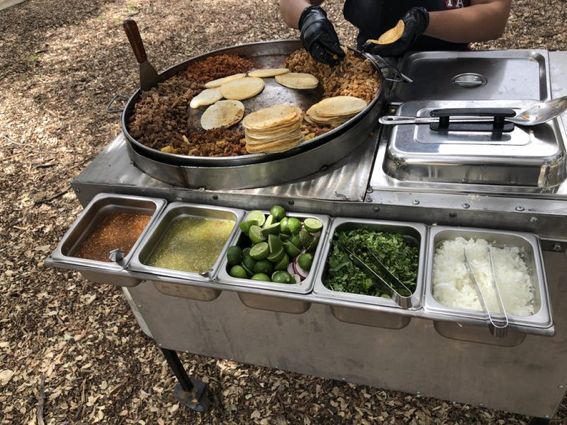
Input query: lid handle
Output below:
<box><xmin>451</xmin><ymin>73</ymin><xmax>487</xmax><ymax>88</ymax></box>
<box><xmin>429</xmin><ymin>108</ymin><xmax>516</xmax><ymax>134</ymax></box>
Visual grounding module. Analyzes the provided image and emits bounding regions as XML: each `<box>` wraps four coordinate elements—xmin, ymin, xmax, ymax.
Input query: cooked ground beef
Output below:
<box><xmin>181</xmin><ymin>54</ymin><xmax>255</xmax><ymax>89</ymax></box>
<box><xmin>127</xmin><ymin>54</ymin><xmax>252</xmax><ymax>156</ymax></box>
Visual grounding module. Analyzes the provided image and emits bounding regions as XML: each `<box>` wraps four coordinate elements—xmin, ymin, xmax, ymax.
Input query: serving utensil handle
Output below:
<box><xmin>123</xmin><ymin>19</ymin><xmax>147</xmax><ymax>64</ymax></box>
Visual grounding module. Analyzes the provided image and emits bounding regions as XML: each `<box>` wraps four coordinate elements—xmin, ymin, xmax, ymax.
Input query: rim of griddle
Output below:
<box><xmin>121</xmin><ymin>39</ymin><xmax>384</xmax><ymax>167</ymax></box>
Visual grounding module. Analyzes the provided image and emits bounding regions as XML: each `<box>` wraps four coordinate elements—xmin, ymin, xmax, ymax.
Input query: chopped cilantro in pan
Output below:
<box><xmin>324</xmin><ymin>228</ymin><xmax>419</xmax><ymax>297</ymax></box>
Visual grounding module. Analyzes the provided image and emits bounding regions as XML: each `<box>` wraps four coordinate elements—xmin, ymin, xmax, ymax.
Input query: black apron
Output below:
<box><xmin>343</xmin><ymin>0</ymin><xmax>471</xmax><ymax>51</ymax></box>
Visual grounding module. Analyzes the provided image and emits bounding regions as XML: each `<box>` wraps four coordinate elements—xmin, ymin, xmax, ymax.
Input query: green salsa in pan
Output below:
<box><xmin>148</xmin><ymin>216</ymin><xmax>234</xmax><ymax>273</ymax></box>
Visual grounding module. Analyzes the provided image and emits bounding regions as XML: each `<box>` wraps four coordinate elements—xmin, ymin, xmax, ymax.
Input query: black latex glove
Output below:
<box><xmin>299</xmin><ymin>6</ymin><xmax>345</xmax><ymax>66</ymax></box>
<box><xmin>363</xmin><ymin>7</ymin><xmax>429</xmax><ymax>57</ymax></box>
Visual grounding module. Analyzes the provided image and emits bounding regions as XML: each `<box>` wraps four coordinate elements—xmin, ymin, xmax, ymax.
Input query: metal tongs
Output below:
<box><xmin>337</xmin><ymin>242</ymin><xmax>416</xmax><ymax>309</ymax></box>
<box><xmin>463</xmin><ymin>247</ymin><xmax>509</xmax><ymax>337</ymax></box>
<box><xmin>346</xmin><ymin>46</ymin><xmax>413</xmax><ymax>84</ymax></box>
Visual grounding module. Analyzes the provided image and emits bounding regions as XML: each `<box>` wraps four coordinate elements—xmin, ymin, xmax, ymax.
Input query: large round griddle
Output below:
<box><xmin>122</xmin><ymin>40</ymin><xmax>385</xmax><ymax>188</ymax></box>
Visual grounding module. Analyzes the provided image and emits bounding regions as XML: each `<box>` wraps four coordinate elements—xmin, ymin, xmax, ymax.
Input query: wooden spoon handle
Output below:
<box><xmin>123</xmin><ymin>19</ymin><xmax>147</xmax><ymax>64</ymax></box>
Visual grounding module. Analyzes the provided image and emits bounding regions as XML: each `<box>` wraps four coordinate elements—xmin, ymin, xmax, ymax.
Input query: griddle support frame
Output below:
<box><xmin>160</xmin><ymin>348</ymin><xmax>211</xmax><ymax>412</ymax></box>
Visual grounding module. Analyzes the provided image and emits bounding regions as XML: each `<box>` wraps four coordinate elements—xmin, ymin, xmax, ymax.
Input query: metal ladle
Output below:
<box><xmin>379</xmin><ymin>96</ymin><xmax>567</xmax><ymax>127</ymax></box>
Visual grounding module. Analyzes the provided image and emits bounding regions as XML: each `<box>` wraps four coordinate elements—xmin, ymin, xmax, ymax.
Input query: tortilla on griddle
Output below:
<box><xmin>200</xmin><ymin>100</ymin><xmax>245</xmax><ymax>130</ymax></box>
<box><xmin>190</xmin><ymin>88</ymin><xmax>223</xmax><ymax>109</ymax></box>
<box><xmin>275</xmin><ymin>72</ymin><xmax>318</xmax><ymax>90</ymax></box>
<box><xmin>306</xmin><ymin>95</ymin><xmax>367</xmax><ymax>127</ymax></box>
<box><xmin>204</xmin><ymin>73</ymin><xmax>246</xmax><ymax>89</ymax></box>
<box><xmin>311</xmin><ymin>96</ymin><xmax>367</xmax><ymax>117</ymax></box>
<box><xmin>220</xmin><ymin>77</ymin><xmax>265</xmax><ymax>101</ymax></box>
<box><xmin>248</xmin><ymin>68</ymin><xmax>290</xmax><ymax>78</ymax></box>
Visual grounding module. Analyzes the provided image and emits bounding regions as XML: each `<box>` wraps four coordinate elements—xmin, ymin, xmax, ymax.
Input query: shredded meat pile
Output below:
<box><xmin>128</xmin><ymin>54</ymin><xmax>253</xmax><ymax>156</ymax></box>
<box><xmin>285</xmin><ymin>49</ymin><xmax>380</xmax><ymax>102</ymax></box>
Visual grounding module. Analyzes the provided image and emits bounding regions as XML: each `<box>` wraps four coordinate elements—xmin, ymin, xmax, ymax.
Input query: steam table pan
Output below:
<box><xmin>46</xmin><ymin>193</ymin><xmax>166</xmax><ymax>287</ymax></box>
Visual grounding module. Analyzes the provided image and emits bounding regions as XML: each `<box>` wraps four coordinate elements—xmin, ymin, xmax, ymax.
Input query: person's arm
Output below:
<box><xmin>279</xmin><ymin>0</ymin><xmax>324</xmax><ymax>29</ymax></box>
<box><xmin>363</xmin><ymin>0</ymin><xmax>511</xmax><ymax>57</ymax></box>
<box><xmin>425</xmin><ymin>0</ymin><xmax>512</xmax><ymax>43</ymax></box>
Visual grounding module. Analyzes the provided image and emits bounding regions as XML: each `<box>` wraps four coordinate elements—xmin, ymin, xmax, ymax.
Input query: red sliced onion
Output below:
<box><xmin>292</xmin><ymin>257</ymin><xmax>308</xmax><ymax>279</ymax></box>
<box><xmin>288</xmin><ymin>261</ymin><xmax>305</xmax><ymax>282</ymax></box>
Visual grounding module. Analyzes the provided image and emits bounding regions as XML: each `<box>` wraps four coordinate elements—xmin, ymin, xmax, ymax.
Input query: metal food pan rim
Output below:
<box><xmin>312</xmin><ymin>217</ymin><xmax>428</xmax><ymax>310</ymax></box>
<box><xmin>128</xmin><ymin>202</ymin><xmax>245</xmax><ymax>283</ymax></box>
<box><xmin>423</xmin><ymin>225</ymin><xmax>553</xmax><ymax>329</ymax></box>
<box><xmin>49</xmin><ymin>193</ymin><xmax>167</xmax><ymax>272</ymax></box>
<box><xmin>120</xmin><ymin>39</ymin><xmax>384</xmax><ymax>167</ymax></box>
<box><xmin>216</xmin><ymin>211</ymin><xmax>331</xmax><ymax>295</ymax></box>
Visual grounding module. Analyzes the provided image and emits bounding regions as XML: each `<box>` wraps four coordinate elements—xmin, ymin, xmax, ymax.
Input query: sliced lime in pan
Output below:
<box><xmin>303</xmin><ymin>218</ymin><xmax>323</xmax><ymax>233</ymax></box>
<box><xmin>250</xmin><ymin>242</ymin><xmax>269</xmax><ymax>260</ymax></box>
<box><xmin>245</xmin><ymin>210</ymin><xmax>266</xmax><ymax>227</ymax></box>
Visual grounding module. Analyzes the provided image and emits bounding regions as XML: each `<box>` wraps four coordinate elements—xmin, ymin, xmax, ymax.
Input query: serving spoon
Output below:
<box><xmin>379</xmin><ymin>96</ymin><xmax>567</xmax><ymax>127</ymax></box>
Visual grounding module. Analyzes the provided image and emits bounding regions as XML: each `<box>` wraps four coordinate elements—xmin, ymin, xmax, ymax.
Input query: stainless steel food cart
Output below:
<box><xmin>48</xmin><ymin>46</ymin><xmax>567</xmax><ymax>423</ymax></box>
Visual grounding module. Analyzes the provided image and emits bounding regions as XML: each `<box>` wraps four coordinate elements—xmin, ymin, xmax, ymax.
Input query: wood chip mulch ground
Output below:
<box><xmin>1</xmin><ymin>1</ymin><xmax>566</xmax><ymax>424</ymax></box>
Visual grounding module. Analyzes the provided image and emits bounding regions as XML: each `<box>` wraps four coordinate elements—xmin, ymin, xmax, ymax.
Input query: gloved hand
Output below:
<box><xmin>299</xmin><ymin>6</ymin><xmax>345</xmax><ymax>66</ymax></box>
<box><xmin>363</xmin><ymin>7</ymin><xmax>429</xmax><ymax>57</ymax></box>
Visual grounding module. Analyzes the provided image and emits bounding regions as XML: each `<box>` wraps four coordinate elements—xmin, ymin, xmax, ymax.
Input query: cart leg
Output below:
<box><xmin>529</xmin><ymin>418</ymin><xmax>550</xmax><ymax>425</ymax></box>
<box><xmin>160</xmin><ymin>348</ymin><xmax>211</xmax><ymax>412</ymax></box>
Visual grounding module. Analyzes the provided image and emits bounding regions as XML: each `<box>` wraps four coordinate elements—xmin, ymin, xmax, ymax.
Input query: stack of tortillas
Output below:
<box><xmin>306</xmin><ymin>96</ymin><xmax>368</xmax><ymax>127</ymax></box>
<box><xmin>242</xmin><ymin>104</ymin><xmax>304</xmax><ymax>153</ymax></box>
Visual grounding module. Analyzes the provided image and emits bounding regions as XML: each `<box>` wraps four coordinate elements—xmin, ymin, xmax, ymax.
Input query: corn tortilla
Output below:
<box><xmin>220</xmin><ymin>77</ymin><xmax>265</xmax><ymax>100</ymax></box>
<box><xmin>200</xmin><ymin>100</ymin><xmax>245</xmax><ymax>130</ymax></box>
<box><xmin>243</xmin><ymin>104</ymin><xmax>303</xmax><ymax>130</ymax></box>
<box><xmin>248</xmin><ymin>68</ymin><xmax>290</xmax><ymax>78</ymax></box>
<box><xmin>310</xmin><ymin>96</ymin><xmax>367</xmax><ymax>117</ymax></box>
<box><xmin>367</xmin><ymin>20</ymin><xmax>405</xmax><ymax>45</ymax></box>
<box><xmin>204</xmin><ymin>73</ymin><xmax>246</xmax><ymax>89</ymax></box>
<box><xmin>275</xmin><ymin>72</ymin><xmax>319</xmax><ymax>90</ymax></box>
<box><xmin>189</xmin><ymin>88</ymin><xmax>223</xmax><ymax>109</ymax></box>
